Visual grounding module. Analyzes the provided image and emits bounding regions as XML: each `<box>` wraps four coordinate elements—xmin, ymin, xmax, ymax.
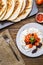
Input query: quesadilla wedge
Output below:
<box><xmin>0</xmin><ymin>8</ymin><xmax>6</xmax><ymax>20</ymax></box>
<box><xmin>20</xmin><ymin>0</ymin><xmax>26</xmax><ymax>13</ymax></box>
<box><xmin>0</xmin><ymin>0</ymin><xmax>7</xmax><ymax>20</ymax></box>
<box><xmin>2</xmin><ymin>0</ymin><xmax>15</xmax><ymax>20</ymax></box>
<box><xmin>14</xmin><ymin>0</ymin><xmax>33</xmax><ymax>22</ymax></box>
<box><xmin>8</xmin><ymin>0</ymin><xmax>23</xmax><ymax>20</ymax></box>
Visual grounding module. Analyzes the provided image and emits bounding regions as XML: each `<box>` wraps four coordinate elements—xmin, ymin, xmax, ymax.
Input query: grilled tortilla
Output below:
<box><xmin>8</xmin><ymin>0</ymin><xmax>23</xmax><ymax>20</ymax></box>
<box><xmin>14</xmin><ymin>0</ymin><xmax>33</xmax><ymax>22</ymax></box>
<box><xmin>0</xmin><ymin>0</ymin><xmax>7</xmax><ymax>20</ymax></box>
<box><xmin>2</xmin><ymin>0</ymin><xmax>15</xmax><ymax>20</ymax></box>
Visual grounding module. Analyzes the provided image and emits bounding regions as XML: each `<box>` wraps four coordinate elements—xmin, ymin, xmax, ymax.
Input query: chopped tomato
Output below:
<box><xmin>29</xmin><ymin>44</ymin><xmax>33</xmax><ymax>48</ymax></box>
<box><xmin>33</xmin><ymin>33</ymin><xmax>38</xmax><ymax>39</ymax></box>
<box><xmin>36</xmin><ymin>38</ymin><xmax>40</xmax><ymax>42</ymax></box>
<box><xmin>25</xmin><ymin>34</ymin><xmax>32</xmax><ymax>43</ymax></box>
<box><xmin>28</xmin><ymin>34</ymin><xmax>32</xmax><ymax>38</ymax></box>
<box><xmin>35</xmin><ymin>43</ymin><xmax>39</xmax><ymax>46</ymax></box>
<box><xmin>25</xmin><ymin>35</ymin><xmax>30</xmax><ymax>44</ymax></box>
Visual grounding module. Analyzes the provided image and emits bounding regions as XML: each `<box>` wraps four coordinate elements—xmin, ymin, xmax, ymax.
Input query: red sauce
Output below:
<box><xmin>37</xmin><ymin>14</ymin><xmax>43</xmax><ymax>22</ymax></box>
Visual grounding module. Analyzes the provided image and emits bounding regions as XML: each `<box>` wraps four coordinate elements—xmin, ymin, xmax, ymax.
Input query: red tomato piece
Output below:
<box><xmin>29</xmin><ymin>44</ymin><xmax>33</xmax><ymax>48</ymax></box>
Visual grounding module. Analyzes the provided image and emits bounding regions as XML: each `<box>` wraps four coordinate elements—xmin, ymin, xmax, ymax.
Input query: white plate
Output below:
<box><xmin>16</xmin><ymin>23</ymin><xmax>43</xmax><ymax>57</ymax></box>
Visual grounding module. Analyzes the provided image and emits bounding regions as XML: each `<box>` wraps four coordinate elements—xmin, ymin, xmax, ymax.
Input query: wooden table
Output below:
<box><xmin>1</xmin><ymin>4</ymin><xmax>43</xmax><ymax>65</ymax></box>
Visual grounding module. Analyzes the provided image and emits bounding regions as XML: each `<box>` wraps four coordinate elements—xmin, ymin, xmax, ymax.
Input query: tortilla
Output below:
<box><xmin>14</xmin><ymin>0</ymin><xmax>33</xmax><ymax>22</ymax></box>
<box><xmin>8</xmin><ymin>0</ymin><xmax>23</xmax><ymax>20</ymax></box>
<box><xmin>0</xmin><ymin>0</ymin><xmax>7</xmax><ymax>20</ymax></box>
<box><xmin>2</xmin><ymin>0</ymin><xmax>15</xmax><ymax>20</ymax></box>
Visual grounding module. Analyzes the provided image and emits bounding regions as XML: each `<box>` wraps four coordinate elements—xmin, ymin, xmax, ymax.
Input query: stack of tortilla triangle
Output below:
<box><xmin>0</xmin><ymin>0</ymin><xmax>33</xmax><ymax>22</ymax></box>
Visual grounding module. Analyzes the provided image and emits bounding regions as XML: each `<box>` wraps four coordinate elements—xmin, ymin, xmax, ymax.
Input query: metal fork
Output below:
<box><xmin>3</xmin><ymin>35</ymin><xmax>19</xmax><ymax>61</ymax></box>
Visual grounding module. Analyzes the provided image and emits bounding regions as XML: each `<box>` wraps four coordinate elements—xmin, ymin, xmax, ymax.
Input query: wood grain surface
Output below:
<box><xmin>0</xmin><ymin>4</ymin><xmax>43</xmax><ymax>65</ymax></box>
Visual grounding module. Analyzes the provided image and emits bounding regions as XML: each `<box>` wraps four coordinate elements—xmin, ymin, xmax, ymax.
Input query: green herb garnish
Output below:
<box><xmin>30</xmin><ymin>37</ymin><xmax>35</xmax><ymax>44</ymax></box>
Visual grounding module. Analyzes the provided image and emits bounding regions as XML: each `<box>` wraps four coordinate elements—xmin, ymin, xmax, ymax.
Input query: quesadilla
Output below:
<box><xmin>14</xmin><ymin>0</ymin><xmax>33</xmax><ymax>22</ymax></box>
<box><xmin>8</xmin><ymin>0</ymin><xmax>23</xmax><ymax>20</ymax></box>
<box><xmin>0</xmin><ymin>0</ymin><xmax>7</xmax><ymax>20</ymax></box>
<box><xmin>2</xmin><ymin>0</ymin><xmax>15</xmax><ymax>20</ymax></box>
